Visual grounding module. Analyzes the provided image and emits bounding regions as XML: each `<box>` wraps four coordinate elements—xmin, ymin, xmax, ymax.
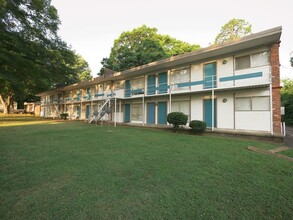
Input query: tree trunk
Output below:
<box><xmin>0</xmin><ymin>94</ymin><xmax>12</xmax><ymax>114</ymax></box>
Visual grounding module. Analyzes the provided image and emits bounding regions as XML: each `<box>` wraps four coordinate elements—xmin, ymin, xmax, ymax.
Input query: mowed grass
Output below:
<box><xmin>0</xmin><ymin>115</ymin><xmax>292</xmax><ymax>219</ymax></box>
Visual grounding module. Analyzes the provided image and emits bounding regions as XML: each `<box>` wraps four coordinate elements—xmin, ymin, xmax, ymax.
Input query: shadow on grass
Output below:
<box><xmin>0</xmin><ymin>114</ymin><xmax>66</xmax><ymax>127</ymax></box>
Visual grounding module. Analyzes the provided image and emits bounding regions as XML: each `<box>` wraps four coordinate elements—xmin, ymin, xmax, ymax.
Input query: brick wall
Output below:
<box><xmin>270</xmin><ymin>42</ymin><xmax>282</xmax><ymax>134</ymax></box>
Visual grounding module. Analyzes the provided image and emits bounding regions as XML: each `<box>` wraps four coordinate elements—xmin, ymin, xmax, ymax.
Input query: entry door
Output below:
<box><xmin>147</xmin><ymin>75</ymin><xmax>156</xmax><ymax>95</ymax></box>
<box><xmin>147</xmin><ymin>102</ymin><xmax>155</xmax><ymax>124</ymax></box>
<box><xmin>86</xmin><ymin>105</ymin><xmax>90</xmax><ymax>119</ymax></box>
<box><xmin>76</xmin><ymin>106</ymin><xmax>81</xmax><ymax>118</ymax></box>
<box><xmin>204</xmin><ymin>99</ymin><xmax>217</xmax><ymax>128</ymax></box>
<box><xmin>87</xmin><ymin>87</ymin><xmax>91</xmax><ymax>99</ymax></box>
<box><xmin>158</xmin><ymin>72</ymin><xmax>167</xmax><ymax>94</ymax></box>
<box><xmin>204</xmin><ymin>62</ymin><xmax>217</xmax><ymax>89</ymax></box>
<box><xmin>125</xmin><ymin>104</ymin><xmax>130</xmax><ymax>123</ymax></box>
<box><xmin>158</xmin><ymin>102</ymin><xmax>167</xmax><ymax>124</ymax></box>
<box><xmin>125</xmin><ymin>80</ymin><xmax>131</xmax><ymax>97</ymax></box>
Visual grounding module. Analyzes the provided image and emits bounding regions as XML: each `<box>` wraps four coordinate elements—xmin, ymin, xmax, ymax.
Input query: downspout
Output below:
<box><xmin>169</xmin><ymin>70</ymin><xmax>172</xmax><ymax>119</ymax></box>
<box><xmin>142</xmin><ymin>96</ymin><xmax>145</xmax><ymax>126</ymax></box>
<box><xmin>212</xmin><ymin>75</ymin><xmax>214</xmax><ymax>131</ymax></box>
<box><xmin>114</xmin><ymin>97</ymin><xmax>117</xmax><ymax>127</ymax></box>
<box><xmin>269</xmin><ymin>73</ymin><xmax>274</xmax><ymax>135</ymax></box>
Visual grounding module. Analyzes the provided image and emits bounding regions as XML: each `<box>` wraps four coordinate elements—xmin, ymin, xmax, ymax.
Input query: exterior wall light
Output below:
<box><xmin>222</xmin><ymin>60</ymin><xmax>227</xmax><ymax>65</ymax></box>
<box><xmin>223</xmin><ymin>98</ymin><xmax>227</xmax><ymax>103</ymax></box>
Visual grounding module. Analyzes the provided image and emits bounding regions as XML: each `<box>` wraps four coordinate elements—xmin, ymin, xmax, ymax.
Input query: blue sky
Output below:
<box><xmin>51</xmin><ymin>0</ymin><xmax>293</xmax><ymax>79</ymax></box>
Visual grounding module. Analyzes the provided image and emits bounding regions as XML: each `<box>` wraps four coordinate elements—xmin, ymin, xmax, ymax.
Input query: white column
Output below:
<box><xmin>212</xmin><ymin>76</ymin><xmax>214</xmax><ymax>131</ymax></box>
<box><xmin>142</xmin><ymin>96</ymin><xmax>145</xmax><ymax>126</ymax></box>
<box><xmin>114</xmin><ymin>98</ymin><xmax>117</xmax><ymax>127</ymax></box>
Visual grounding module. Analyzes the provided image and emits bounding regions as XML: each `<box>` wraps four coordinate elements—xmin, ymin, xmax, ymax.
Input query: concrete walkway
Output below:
<box><xmin>285</xmin><ymin>126</ymin><xmax>293</xmax><ymax>148</ymax></box>
<box><xmin>268</xmin><ymin>146</ymin><xmax>289</xmax><ymax>153</ymax></box>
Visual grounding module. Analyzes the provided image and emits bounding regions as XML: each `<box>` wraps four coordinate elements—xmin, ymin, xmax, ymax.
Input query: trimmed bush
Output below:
<box><xmin>60</xmin><ymin>113</ymin><xmax>68</xmax><ymax>120</ymax></box>
<box><xmin>189</xmin><ymin>120</ymin><xmax>206</xmax><ymax>133</ymax></box>
<box><xmin>167</xmin><ymin>112</ymin><xmax>188</xmax><ymax>131</ymax></box>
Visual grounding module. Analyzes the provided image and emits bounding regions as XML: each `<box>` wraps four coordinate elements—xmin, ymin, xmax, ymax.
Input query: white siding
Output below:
<box><xmin>235</xmin><ymin>112</ymin><xmax>270</xmax><ymax>132</ymax></box>
<box><xmin>217</xmin><ymin>57</ymin><xmax>234</xmax><ymax>88</ymax></box>
<box><xmin>190</xmin><ymin>95</ymin><xmax>203</xmax><ymax>121</ymax></box>
<box><xmin>190</xmin><ymin>64</ymin><xmax>203</xmax><ymax>91</ymax></box>
<box><xmin>234</xmin><ymin>88</ymin><xmax>271</xmax><ymax>132</ymax></box>
<box><xmin>234</xmin><ymin>66</ymin><xmax>270</xmax><ymax>87</ymax></box>
<box><xmin>216</xmin><ymin>93</ymin><xmax>234</xmax><ymax>129</ymax></box>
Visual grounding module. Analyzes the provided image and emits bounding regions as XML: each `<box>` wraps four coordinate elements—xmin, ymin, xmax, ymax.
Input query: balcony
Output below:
<box><xmin>72</xmin><ymin>96</ymin><xmax>81</xmax><ymax>102</ymax></box>
<box><xmin>64</xmin><ymin>97</ymin><xmax>72</xmax><ymax>103</ymax></box>
<box><xmin>83</xmin><ymin>95</ymin><xmax>91</xmax><ymax>101</ymax></box>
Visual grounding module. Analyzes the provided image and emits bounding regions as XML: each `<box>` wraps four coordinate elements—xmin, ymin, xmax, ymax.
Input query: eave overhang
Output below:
<box><xmin>36</xmin><ymin>26</ymin><xmax>282</xmax><ymax>96</ymax></box>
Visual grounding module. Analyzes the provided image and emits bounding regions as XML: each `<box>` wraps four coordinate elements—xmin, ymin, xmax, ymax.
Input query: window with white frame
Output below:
<box><xmin>114</xmin><ymin>81</ymin><xmax>124</xmax><ymax>90</ymax></box>
<box><xmin>104</xmin><ymin>83</ymin><xmax>111</xmax><ymax>92</ymax></box>
<box><xmin>251</xmin><ymin>96</ymin><xmax>270</xmax><ymax>110</ymax></box>
<box><xmin>131</xmin><ymin>77</ymin><xmax>144</xmax><ymax>94</ymax></box>
<box><xmin>171</xmin><ymin>101</ymin><xmax>190</xmax><ymax>121</ymax></box>
<box><xmin>235</xmin><ymin>96</ymin><xmax>270</xmax><ymax>111</ymax></box>
<box><xmin>170</xmin><ymin>67</ymin><xmax>190</xmax><ymax>90</ymax></box>
<box><xmin>235</xmin><ymin>51</ymin><xmax>269</xmax><ymax>70</ymax></box>
<box><xmin>131</xmin><ymin>103</ymin><xmax>143</xmax><ymax>121</ymax></box>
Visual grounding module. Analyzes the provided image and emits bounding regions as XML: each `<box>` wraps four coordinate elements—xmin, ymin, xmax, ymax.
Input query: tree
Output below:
<box><xmin>100</xmin><ymin>25</ymin><xmax>200</xmax><ymax>73</ymax></box>
<box><xmin>0</xmin><ymin>0</ymin><xmax>84</xmax><ymax>114</ymax></box>
<box><xmin>73</xmin><ymin>54</ymin><xmax>92</xmax><ymax>81</ymax></box>
<box><xmin>214</xmin><ymin>19</ymin><xmax>252</xmax><ymax>44</ymax></box>
<box><xmin>167</xmin><ymin>112</ymin><xmax>188</xmax><ymax>131</ymax></box>
<box><xmin>281</xmin><ymin>79</ymin><xmax>293</xmax><ymax>125</ymax></box>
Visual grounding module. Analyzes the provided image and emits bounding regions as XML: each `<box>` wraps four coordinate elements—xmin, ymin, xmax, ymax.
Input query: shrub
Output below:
<box><xmin>167</xmin><ymin>112</ymin><xmax>188</xmax><ymax>131</ymax></box>
<box><xmin>60</xmin><ymin>113</ymin><xmax>68</xmax><ymax>120</ymax></box>
<box><xmin>189</xmin><ymin>120</ymin><xmax>206</xmax><ymax>133</ymax></box>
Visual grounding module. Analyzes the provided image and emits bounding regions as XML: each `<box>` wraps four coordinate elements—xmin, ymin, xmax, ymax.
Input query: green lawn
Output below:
<box><xmin>0</xmin><ymin>115</ymin><xmax>292</xmax><ymax>219</ymax></box>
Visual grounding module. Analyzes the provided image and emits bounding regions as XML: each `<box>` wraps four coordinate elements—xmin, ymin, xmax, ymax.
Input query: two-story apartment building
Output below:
<box><xmin>36</xmin><ymin>26</ymin><xmax>282</xmax><ymax>135</ymax></box>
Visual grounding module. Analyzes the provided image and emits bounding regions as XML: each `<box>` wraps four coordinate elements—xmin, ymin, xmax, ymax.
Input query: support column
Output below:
<box><xmin>114</xmin><ymin>98</ymin><xmax>117</xmax><ymax>127</ymax></box>
<box><xmin>142</xmin><ymin>96</ymin><xmax>145</xmax><ymax>126</ymax></box>
<box><xmin>270</xmin><ymin>42</ymin><xmax>282</xmax><ymax>134</ymax></box>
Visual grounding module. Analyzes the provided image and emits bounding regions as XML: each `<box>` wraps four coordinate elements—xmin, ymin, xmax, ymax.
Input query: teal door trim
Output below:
<box><xmin>203</xmin><ymin>99</ymin><xmax>217</xmax><ymax>128</ymax></box>
<box><xmin>147</xmin><ymin>75</ymin><xmax>156</xmax><ymax>95</ymax></box>
<box><xmin>125</xmin><ymin>80</ymin><xmax>131</xmax><ymax>97</ymax></box>
<box><xmin>147</xmin><ymin>102</ymin><xmax>156</xmax><ymax>124</ymax></box>
<box><xmin>86</xmin><ymin>105</ymin><xmax>90</xmax><ymax>119</ymax></box>
<box><xmin>158</xmin><ymin>102</ymin><xmax>167</xmax><ymax>124</ymax></box>
<box><xmin>204</xmin><ymin>62</ymin><xmax>217</xmax><ymax>89</ymax></box>
<box><xmin>76</xmin><ymin>106</ymin><xmax>81</xmax><ymax>118</ymax></box>
<box><xmin>125</xmin><ymin>104</ymin><xmax>130</xmax><ymax>123</ymax></box>
<box><xmin>158</xmin><ymin>72</ymin><xmax>167</xmax><ymax>94</ymax></box>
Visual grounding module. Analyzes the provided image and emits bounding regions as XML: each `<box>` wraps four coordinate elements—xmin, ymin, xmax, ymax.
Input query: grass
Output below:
<box><xmin>0</xmin><ymin>114</ymin><xmax>292</xmax><ymax>219</ymax></box>
<box><xmin>279</xmin><ymin>148</ymin><xmax>293</xmax><ymax>158</ymax></box>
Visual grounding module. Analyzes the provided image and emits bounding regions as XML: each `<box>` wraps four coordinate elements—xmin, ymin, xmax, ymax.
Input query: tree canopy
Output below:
<box><xmin>0</xmin><ymin>0</ymin><xmax>91</xmax><ymax>113</ymax></box>
<box><xmin>281</xmin><ymin>79</ymin><xmax>293</xmax><ymax>125</ymax></box>
<box><xmin>100</xmin><ymin>25</ymin><xmax>200</xmax><ymax>73</ymax></box>
<box><xmin>214</xmin><ymin>19</ymin><xmax>252</xmax><ymax>44</ymax></box>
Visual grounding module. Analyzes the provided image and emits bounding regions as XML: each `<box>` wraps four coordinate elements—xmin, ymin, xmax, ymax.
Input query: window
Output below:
<box><xmin>131</xmin><ymin>104</ymin><xmax>143</xmax><ymax>121</ymax></box>
<box><xmin>235</xmin><ymin>96</ymin><xmax>270</xmax><ymax>111</ymax></box>
<box><xmin>50</xmin><ymin>95</ymin><xmax>54</xmax><ymax>104</ymax></box>
<box><xmin>252</xmin><ymin>96</ymin><xmax>270</xmax><ymax>111</ymax></box>
<box><xmin>251</xmin><ymin>51</ymin><xmax>269</xmax><ymax>67</ymax></box>
<box><xmin>104</xmin><ymin>83</ymin><xmax>111</xmax><ymax>92</ymax></box>
<box><xmin>114</xmin><ymin>81</ymin><xmax>124</xmax><ymax>90</ymax></box>
<box><xmin>235</xmin><ymin>55</ymin><xmax>250</xmax><ymax>70</ymax></box>
<box><xmin>170</xmin><ymin>67</ymin><xmax>190</xmax><ymax>90</ymax></box>
<box><xmin>171</xmin><ymin>101</ymin><xmax>190</xmax><ymax>121</ymax></box>
<box><xmin>131</xmin><ymin>77</ymin><xmax>144</xmax><ymax>95</ymax></box>
<box><xmin>235</xmin><ymin>51</ymin><xmax>269</xmax><ymax>70</ymax></box>
<box><xmin>235</xmin><ymin>97</ymin><xmax>251</xmax><ymax>111</ymax></box>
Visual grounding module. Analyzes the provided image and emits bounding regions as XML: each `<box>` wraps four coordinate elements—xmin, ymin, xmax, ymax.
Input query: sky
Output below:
<box><xmin>51</xmin><ymin>0</ymin><xmax>293</xmax><ymax>79</ymax></box>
